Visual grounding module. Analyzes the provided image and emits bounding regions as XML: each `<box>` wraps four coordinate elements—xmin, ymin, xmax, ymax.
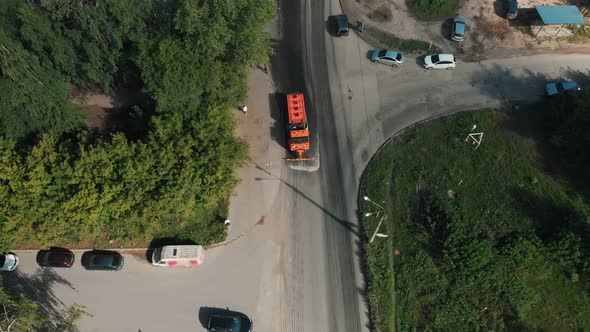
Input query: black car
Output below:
<box><xmin>207</xmin><ymin>313</ymin><xmax>252</xmax><ymax>332</ymax></box>
<box><xmin>81</xmin><ymin>250</ymin><xmax>124</xmax><ymax>271</ymax></box>
<box><xmin>37</xmin><ymin>249</ymin><xmax>75</xmax><ymax>268</ymax></box>
<box><xmin>329</xmin><ymin>14</ymin><xmax>349</xmax><ymax>37</ymax></box>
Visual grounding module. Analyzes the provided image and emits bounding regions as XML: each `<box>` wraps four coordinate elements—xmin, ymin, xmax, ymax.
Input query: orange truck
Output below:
<box><xmin>286</xmin><ymin>93</ymin><xmax>313</xmax><ymax>161</ymax></box>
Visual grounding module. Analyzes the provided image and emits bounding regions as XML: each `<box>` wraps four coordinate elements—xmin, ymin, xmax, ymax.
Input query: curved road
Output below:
<box><xmin>274</xmin><ymin>0</ymin><xmax>590</xmax><ymax>331</ymax></box>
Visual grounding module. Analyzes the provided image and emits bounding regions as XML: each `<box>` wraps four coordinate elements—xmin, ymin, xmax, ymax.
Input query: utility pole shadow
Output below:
<box><xmin>255</xmin><ymin>176</ymin><xmax>361</xmax><ymax>238</ymax></box>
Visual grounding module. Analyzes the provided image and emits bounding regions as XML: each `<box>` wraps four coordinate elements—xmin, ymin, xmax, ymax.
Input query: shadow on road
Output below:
<box><xmin>255</xmin><ymin>177</ymin><xmax>360</xmax><ymax>238</ymax></box>
<box><xmin>268</xmin><ymin>91</ymin><xmax>288</xmax><ymax>150</ymax></box>
<box><xmin>470</xmin><ymin>64</ymin><xmax>547</xmax><ymax>102</ymax></box>
<box><xmin>473</xmin><ymin>67</ymin><xmax>590</xmax><ymax>193</ymax></box>
<box><xmin>2</xmin><ymin>268</ymin><xmax>79</xmax><ymax>331</ymax></box>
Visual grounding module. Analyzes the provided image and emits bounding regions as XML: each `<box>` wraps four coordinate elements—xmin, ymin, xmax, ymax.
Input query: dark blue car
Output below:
<box><xmin>82</xmin><ymin>250</ymin><xmax>124</xmax><ymax>271</ymax></box>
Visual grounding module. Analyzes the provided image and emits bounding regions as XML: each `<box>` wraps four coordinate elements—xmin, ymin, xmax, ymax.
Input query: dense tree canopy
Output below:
<box><xmin>0</xmin><ymin>0</ymin><xmax>275</xmax><ymax>248</ymax></box>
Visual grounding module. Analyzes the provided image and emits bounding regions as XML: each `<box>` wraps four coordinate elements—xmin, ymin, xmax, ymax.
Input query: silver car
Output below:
<box><xmin>370</xmin><ymin>49</ymin><xmax>406</xmax><ymax>66</ymax></box>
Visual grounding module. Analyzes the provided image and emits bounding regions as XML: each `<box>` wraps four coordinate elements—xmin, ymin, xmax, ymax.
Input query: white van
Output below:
<box><xmin>151</xmin><ymin>245</ymin><xmax>205</xmax><ymax>267</ymax></box>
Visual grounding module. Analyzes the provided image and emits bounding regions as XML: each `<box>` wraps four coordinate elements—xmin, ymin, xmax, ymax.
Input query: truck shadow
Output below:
<box><xmin>255</xmin><ymin>176</ymin><xmax>360</xmax><ymax>238</ymax></box>
<box><xmin>268</xmin><ymin>92</ymin><xmax>288</xmax><ymax>151</ymax></box>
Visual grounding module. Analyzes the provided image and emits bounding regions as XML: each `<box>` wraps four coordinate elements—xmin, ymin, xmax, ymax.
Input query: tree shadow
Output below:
<box><xmin>495</xmin><ymin>69</ymin><xmax>590</xmax><ymax>202</ymax></box>
<box><xmin>410</xmin><ymin>188</ymin><xmax>450</xmax><ymax>262</ymax></box>
<box><xmin>510</xmin><ymin>187</ymin><xmax>590</xmax><ymax>248</ymax></box>
<box><xmin>2</xmin><ymin>268</ymin><xmax>79</xmax><ymax>332</ymax></box>
<box><xmin>268</xmin><ymin>92</ymin><xmax>288</xmax><ymax>151</ymax></box>
<box><xmin>470</xmin><ymin>64</ymin><xmax>548</xmax><ymax>103</ymax></box>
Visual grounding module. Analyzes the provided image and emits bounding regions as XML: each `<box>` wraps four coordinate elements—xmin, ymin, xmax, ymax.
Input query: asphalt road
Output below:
<box><xmin>8</xmin><ymin>1</ymin><xmax>590</xmax><ymax>331</ymax></box>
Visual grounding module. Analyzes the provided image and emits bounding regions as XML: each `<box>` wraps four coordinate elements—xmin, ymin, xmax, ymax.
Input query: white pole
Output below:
<box><xmin>369</xmin><ymin>214</ymin><xmax>387</xmax><ymax>243</ymax></box>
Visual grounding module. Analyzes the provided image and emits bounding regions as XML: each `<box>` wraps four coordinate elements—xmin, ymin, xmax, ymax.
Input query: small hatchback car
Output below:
<box><xmin>451</xmin><ymin>17</ymin><xmax>466</xmax><ymax>41</ymax></box>
<box><xmin>423</xmin><ymin>54</ymin><xmax>456</xmax><ymax>70</ymax></box>
<box><xmin>81</xmin><ymin>250</ymin><xmax>124</xmax><ymax>271</ymax></box>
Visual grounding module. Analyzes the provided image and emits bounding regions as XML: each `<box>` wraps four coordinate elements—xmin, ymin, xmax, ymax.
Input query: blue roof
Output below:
<box><xmin>535</xmin><ymin>5</ymin><xmax>585</xmax><ymax>25</ymax></box>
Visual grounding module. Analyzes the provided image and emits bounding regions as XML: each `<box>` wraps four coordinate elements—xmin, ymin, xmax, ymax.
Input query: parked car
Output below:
<box><xmin>37</xmin><ymin>249</ymin><xmax>75</xmax><ymax>268</ymax></box>
<box><xmin>207</xmin><ymin>312</ymin><xmax>252</xmax><ymax>332</ymax></box>
<box><xmin>81</xmin><ymin>250</ymin><xmax>124</xmax><ymax>271</ymax></box>
<box><xmin>423</xmin><ymin>54</ymin><xmax>456</xmax><ymax>70</ymax></box>
<box><xmin>370</xmin><ymin>49</ymin><xmax>406</xmax><ymax>66</ymax></box>
<box><xmin>507</xmin><ymin>0</ymin><xmax>518</xmax><ymax>19</ymax></box>
<box><xmin>546</xmin><ymin>82</ymin><xmax>580</xmax><ymax>96</ymax></box>
<box><xmin>0</xmin><ymin>253</ymin><xmax>19</xmax><ymax>271</ymax></box>
<box><xmin>451</xmin><ymin>17</ymin><xmax>466</xmax><ymax>41</ymax></box>
<box><xmin>330</xmin><ymin>14</ymin><xmax>349</xmax><ymax>37</ymax></box>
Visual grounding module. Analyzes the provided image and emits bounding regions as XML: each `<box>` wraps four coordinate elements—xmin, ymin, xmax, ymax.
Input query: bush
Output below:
<box><xmin>408</xmin><ymin>0</ymin><xmax>459</xmax><ymax>18</ymax></box>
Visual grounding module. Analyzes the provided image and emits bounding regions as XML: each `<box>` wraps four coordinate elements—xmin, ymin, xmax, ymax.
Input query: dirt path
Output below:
<box><xmin>346</xmin><ymin>0</ymin><xmax>590</xmax><ymax>59</ymax></box>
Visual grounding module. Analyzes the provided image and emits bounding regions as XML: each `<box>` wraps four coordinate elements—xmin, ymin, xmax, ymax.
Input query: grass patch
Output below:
<box><xmin>365</xmin><ymin>25</ymin><xmax>441</xmax><ymax>54</ymax></box>
<box><xmin>407</xmin><ymin>0</ymin><xmax>459</xmax><ymax>19</ymax></box>
<box><xmin>516</xmin><ymin>25</ymin><xmax>535</xmax><ymax>38</ymax></box>
<box><xmin>360</xmin><ymin>109</ymin><xmax>590</xmax><ymax>331</ymax></box>
<box><xmin>568</xmin><ymin>24</ymin><xmax>590</xmax><ymax>43</ymax></box>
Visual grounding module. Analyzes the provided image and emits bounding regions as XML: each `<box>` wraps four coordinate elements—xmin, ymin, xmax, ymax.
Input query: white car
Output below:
<box><xmin>424</xmin><ymin>54</ymin><xmax>456</xmax><ymax>70</ymax></box>
<box><xmin>0</xmin><ymin>253</ymin><xmax>19</xmax><ymax>271</ymax></box>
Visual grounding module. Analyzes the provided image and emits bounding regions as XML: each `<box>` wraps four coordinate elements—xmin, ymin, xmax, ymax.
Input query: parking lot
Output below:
<box><xmin>9</xmin><ymin>223</ymin><xmax>281</xmax><ymax>332</ymax></box>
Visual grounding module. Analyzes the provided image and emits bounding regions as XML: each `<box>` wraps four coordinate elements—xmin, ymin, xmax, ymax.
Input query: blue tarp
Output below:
<box><xmin>535</xmin><ymin>5</ymin><xmax>586</xmax><ymax>25</ymax></box>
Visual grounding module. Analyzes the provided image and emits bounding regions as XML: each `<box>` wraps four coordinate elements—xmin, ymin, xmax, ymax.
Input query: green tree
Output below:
<box><xmin>0</xmin><ymin>288</ymin><xmax>42</xmax><ymax>332</ymax></box>
<box><xmin>0</xmin><ymin>30</ymin><xmax>83</xmax><ymax>139</ymax></box>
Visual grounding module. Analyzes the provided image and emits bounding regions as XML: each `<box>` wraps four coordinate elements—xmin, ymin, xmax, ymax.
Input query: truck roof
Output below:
<box><xmin>160</xmin><ymin>245</ymin><xmax>204</xmax><ymax>260</ymax></box>
<box><xmin>287</xmin><ymin>93</ymin><xmax>307</xmax><ymax>125</ymax></box>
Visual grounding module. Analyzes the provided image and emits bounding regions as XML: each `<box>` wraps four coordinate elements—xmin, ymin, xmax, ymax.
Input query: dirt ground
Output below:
<box><xmin>355</xmin><ymin>0</ymin><xmax>590</xmax><ymax>59</ymax></box>
<box><xmin>460</xmin><ymin>0</ymin><xmax>590</xmax><ymax>55</ymax></box>
<box><xmin>69</xmin><ymin>85</ymin><xmax>114</xmax><ymax>131</ymax></box>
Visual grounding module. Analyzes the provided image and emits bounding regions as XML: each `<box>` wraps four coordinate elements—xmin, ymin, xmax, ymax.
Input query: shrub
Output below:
<box><xmin>408</xmin><ymin>0</ymin><xmax>459</xmax><ymax>18</ymax></box>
